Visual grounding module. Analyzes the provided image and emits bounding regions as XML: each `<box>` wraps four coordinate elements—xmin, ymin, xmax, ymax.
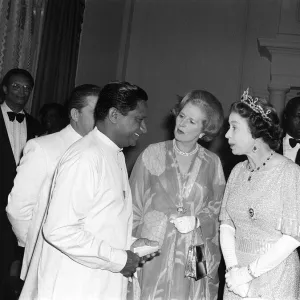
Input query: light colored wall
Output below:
<box><xmin>123</xmin><ymin>0</ymin><xmax>281</xmax><ymax>170</ymax></box>
<box><xmin>75</xmin><ymin>0</ymin><xmax>125</xmax><ymax>86</ymax></box>
<box><xmin>76</xmin><ymin>0</ymin><xmax>284</xmax><ymax>170</ymax></box>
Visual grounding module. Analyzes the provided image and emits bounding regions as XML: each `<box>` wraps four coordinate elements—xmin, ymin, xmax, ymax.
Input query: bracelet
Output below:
<box><xmin>247</xmin><ymin>264</ymin><xmax>256</xmax><ymax>279</ymax></box>
<box><xmin>225</xmin><ymin>264</ymin><xmax>239</xmax><ymax>273</ymax></box>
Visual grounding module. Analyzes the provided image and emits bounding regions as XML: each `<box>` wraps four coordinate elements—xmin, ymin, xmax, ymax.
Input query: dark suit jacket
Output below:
<box><xmin>0</xmin><ymin>108</ymin><xmax>42</xmax><ymax>278</ymax></box>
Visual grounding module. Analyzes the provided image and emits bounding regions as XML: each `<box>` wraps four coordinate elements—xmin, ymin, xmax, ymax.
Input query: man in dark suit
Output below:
<box><xmin>281</xmin><ymin>96</ymin><xmax>300</xmax><ymax>166</ymax></box>
<box><xmin>0</xmin><ymin>68</ymin><xmax>42</xmax><ymax>299</ymax></box>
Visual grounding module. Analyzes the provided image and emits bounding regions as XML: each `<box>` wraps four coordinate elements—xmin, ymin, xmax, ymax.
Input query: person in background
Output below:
<box><xmin>0</xmin><ymin>68</ymin><xmax>42</xmax><ymax>299</ymax></box>
<box><xmin>6</xmin><ymin>84</ymin><xmax>100</xmax><ymax>299</ymax></box>
<box><xmin>39</xmin><ymin>102</ymin><xmax>68</xmax><ymax>135</ymax></box>
<box><xmin>281</xmin><ymin>96</ymin><xmax>300</xmax><ymax>166</ymax></box>
<box><xmin>129</xmin><ymin>90</ymin><xmax>225</xmax><ymax>300</ymax></box>
<box><xmin>34</xmin><ymin>81</ymin><xmax>158</xmax><ymax>300</ymax></box>
<box><xmin>220</xmin><ymin>88</ymin><xmax>300</xmax><ymax>299</ymax></box>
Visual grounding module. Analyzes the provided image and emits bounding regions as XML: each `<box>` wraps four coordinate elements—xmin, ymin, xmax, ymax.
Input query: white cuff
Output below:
<box><xmin>98</xmin><ymin>242</ymin><xmax>127</xmax><ymax>273</ymax></box>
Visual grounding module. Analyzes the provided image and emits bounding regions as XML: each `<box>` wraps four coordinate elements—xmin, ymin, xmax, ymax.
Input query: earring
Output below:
<box><xmin>252</xmin><ymin>145</ymin><xmax>257</xmax><ymax>153</ymax></box>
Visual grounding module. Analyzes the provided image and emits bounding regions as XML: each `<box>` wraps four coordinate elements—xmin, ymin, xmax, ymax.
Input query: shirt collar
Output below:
<box><xmin>93</xmin><ymin>127</ymin><xmax>123</xmax><ymax>153</ymax></box>
<box><xmin>67</xmin><ymin>124</ymin><xmax>83</xmax><ymax>140</ymax></box>
<box><xmin>283</xmin><ymin>133</ymin><xmax>300</xmax><ymax>148</ymax></box>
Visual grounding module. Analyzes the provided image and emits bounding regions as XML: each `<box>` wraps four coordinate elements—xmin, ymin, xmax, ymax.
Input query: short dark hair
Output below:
<box><xmin>230</xmin><ymin>97</ymin><xmax>283</xmax><ymax>150</ymax></box>
<box><xmin>1</xmin><ymin>68</ymin><xmax>34</xmax><ymax>88</ymax></box>
<box><xmin>94</xmin><ymin>81</ymin><xmax>148</xmax><ymax>121</ymax></box>
<box><xmin>284</xmin><ymin>96</ymin><xmax>300</xmax><ymax>117</ymax></box>
<box><xmin>66</xmin><ymin>84</ymin><xmax>101</xmax><ymax>116</ymax></box>
<box><xmin>172</xmin><ymin>90</ymin><xmax>224</xmax><ymax>142</ymax></box>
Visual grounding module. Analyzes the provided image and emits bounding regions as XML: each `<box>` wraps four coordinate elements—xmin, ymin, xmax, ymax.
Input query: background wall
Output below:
<box><xmin>76</xmin><ymin>0</ymin><xmax>299</xmax><ymax>172</ymax></box>
<box><xmin>76</xmin><ymin>0</ymin><xmax>125</xmax><ymax>86</ymax></box>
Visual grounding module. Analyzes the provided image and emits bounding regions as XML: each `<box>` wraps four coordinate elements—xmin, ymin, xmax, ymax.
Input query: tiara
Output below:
<box><xmin>240</xmin><ymin>88</ymin><xmax>271</xmax><ymax>121</ymax></box>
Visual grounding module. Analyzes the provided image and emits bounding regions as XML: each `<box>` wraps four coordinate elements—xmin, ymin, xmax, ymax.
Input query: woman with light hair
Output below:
<box><xmin>130</xmin><ymin>89</ymin><xmax>225</xmax><ymax>300</ymax></box>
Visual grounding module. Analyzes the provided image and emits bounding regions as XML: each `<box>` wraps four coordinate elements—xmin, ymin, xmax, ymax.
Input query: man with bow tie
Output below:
<box><xmin>282</xmin><ymin>96</ymin><xmax>300</xmax><ymax>166</ymax></box>
<box><xmin>0</xmin><ymin>68</ymin><xmax>42</xmax><ymax>299</ymax></box>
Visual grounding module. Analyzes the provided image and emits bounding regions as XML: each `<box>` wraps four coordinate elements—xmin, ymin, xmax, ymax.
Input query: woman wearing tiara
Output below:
<box><xmin>220</xmin><ymin>89</ymin><xmax>300</xmax><ymax>299</ymax></box>
<box><xmin>129</xmin><ymin>90</ymin><xmax>225</xmax><ymax>300</ymax></box>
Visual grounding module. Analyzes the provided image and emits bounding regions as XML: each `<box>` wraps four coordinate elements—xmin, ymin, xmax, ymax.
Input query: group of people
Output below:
<box><xmin>0</xmin><ymin>67</ymin><xmax>300</xmax><ymax>300</ymax></box>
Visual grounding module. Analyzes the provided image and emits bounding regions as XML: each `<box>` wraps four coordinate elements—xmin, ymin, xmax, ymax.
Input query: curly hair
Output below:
<box><xmin>230</xmin><ymin>97</ymin><xmax>283</xmax><ymax>150</ymax></box>
<box><xmin>171</xmin><ymin>90</ymin><xmax>224</xmax><ymax>142</ymax></box>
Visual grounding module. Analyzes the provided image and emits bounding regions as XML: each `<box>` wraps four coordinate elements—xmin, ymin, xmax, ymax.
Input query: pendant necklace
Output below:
<box><xmin>247</xmin><ymin>150</ymin><xmax>274</xmax><ymax>220</ymax></box>
<box><xmin>173</xmin><ymin>140</ymin><xmax>197</xmax><ymax>214</ymax></box>
<box><xmin>247</xmin><ymin>150</ymin><xmax>274</xmax><ymax>182</ymax></box>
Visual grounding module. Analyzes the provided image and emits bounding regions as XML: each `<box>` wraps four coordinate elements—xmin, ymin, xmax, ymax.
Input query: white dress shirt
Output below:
<box><xmin>36</xmin><ymin>127</ymin><xmax>132</xmax><ymax>300</ymax></box>
<box><xmin>1</xmin><ymin>101</ymin><xmax>27</xmax><ymax>165</ymax></box>
<box><xmin>283</xmin><ymin>133</ymin><xmax>300</xmax><ymax>162</ymax></box>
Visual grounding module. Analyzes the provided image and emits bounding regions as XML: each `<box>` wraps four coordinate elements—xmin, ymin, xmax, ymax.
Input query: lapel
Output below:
<box><xmin>25</xmin><ymin>112</ymin><xmax>42</xmax><ymax>141</ymax></box>
<box><xmin>0</xmin><ymin>109</ymin><xmax>16</xmax><ymax>168</ymax></box>
<box><xmin>25</xmin><ymin>112</ymin><xmax>35</xmax><ymax>141</ymax></box>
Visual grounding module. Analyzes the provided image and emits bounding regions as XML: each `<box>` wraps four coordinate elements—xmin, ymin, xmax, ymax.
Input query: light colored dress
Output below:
<box><xmin>220</xmin><ymin>159</ymin><xmax>300</xmax><ymax>300</ymax></box>
<box><xmin>129</xmin><ymin>140</ymin><xmax>225</xmax><ymax>300</ymax></box>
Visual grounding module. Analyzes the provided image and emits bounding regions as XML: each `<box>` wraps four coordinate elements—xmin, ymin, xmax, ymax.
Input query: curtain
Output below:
<box><xmin>0</xmin><ymin>0</ymin><xmax>47</xmax><ymax>104</ymax></box>
<box><xmin>30</xmin><ymin>0</ymin><xmax>85</xmax><ymax>117</ymax></box>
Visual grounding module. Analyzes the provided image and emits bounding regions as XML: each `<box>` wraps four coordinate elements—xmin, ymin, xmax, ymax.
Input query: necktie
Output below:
<box><xmin>7</xmin><ymin>111</ymin><xmax>25</xmax><ymax>123</ymax></box>
<box><xmin>289</xmin><ymin>138</ymin><xmax>300</xmax><ymax>148</ymax></box>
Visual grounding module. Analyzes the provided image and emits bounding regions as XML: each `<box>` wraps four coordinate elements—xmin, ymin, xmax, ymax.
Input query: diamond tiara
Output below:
<box><xmin>240</xmin><ymin>88</ymin><xmax>271</xmax><ymax>122</ymax></box>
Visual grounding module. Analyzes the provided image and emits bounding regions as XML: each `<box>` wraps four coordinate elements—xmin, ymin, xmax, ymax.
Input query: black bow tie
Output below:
<box><xmin>289</xmin><ymin>138</ymin><xmax>300</xmax><ymax>148</ymax></box>
<box><xmin>7</xmin><ymin>111</ymin><xmax>25</xmax><ymax>123</ymax></box>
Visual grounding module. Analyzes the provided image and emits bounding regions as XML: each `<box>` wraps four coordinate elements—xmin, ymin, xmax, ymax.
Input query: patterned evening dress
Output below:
<box><xmin>129</xmin><ymin>140</ymin><xmax>225</xmax><ymax>300</ymax></box>
<box><xmin>220</xmin><ymin>158</ymin><xmax>300</xmax><ymax>300</ymax></box>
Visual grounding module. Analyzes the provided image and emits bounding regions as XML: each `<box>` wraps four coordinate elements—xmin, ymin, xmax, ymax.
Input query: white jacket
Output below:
<box><xmin>36</xmin><ymin>128</ymin><xmax>132</xmax><ymax>300</ymax></box>
<box><xmin>6</xmin><ymin>125</ymin><xmax>81</xmax><ymax>299</ymax></box>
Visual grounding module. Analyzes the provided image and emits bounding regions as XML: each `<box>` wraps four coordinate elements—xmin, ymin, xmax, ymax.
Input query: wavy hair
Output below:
<box><xmin>172</xmin><ymin>89</ymin><xmax>224</xmax><ymax>142</ymax></box>
<box><xmin>230</xmin><ymin>97</ymin><xmax>283</xmax><ymax>150</ymax></box>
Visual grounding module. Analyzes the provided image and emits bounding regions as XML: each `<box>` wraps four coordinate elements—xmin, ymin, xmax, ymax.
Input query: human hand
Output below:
<box><xmin>225</xmin><ymin>267</ymin><xmax>253</xmax><ymax>291</ymax></box>
<box><xmin>131</xmin><ymin>238</ymin><xmax>160</xmax><ymax>265</ymax></box>
<box><xmin>170</xmin><ymin>216</ymin><xmax>197</xmax><ymax>233</ymax></box>
<box><xmin>120</xmin><ymin>250</ymin><xmax>140</xmax><ymax>278</ymax></box>
<box><xmin>230</xmin><ymin>283</ymin><xmax>250</xmax><ymax>297</ymax></box>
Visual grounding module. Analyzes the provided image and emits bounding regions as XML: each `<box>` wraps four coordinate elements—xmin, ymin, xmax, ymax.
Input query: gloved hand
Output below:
<box><xmin>225</xmin><ymin>267</ymin><xmax>253</xmax><ymax>289</ymax></box>
<box><xmin>170</xmin><ymin>216</ymin><xmax>199</xmax><ymax>234</ymax></box>
<box><xmin>230</xmin><ymin>282</ymin><xmax>250</xmax><ymax>298</ymax></box>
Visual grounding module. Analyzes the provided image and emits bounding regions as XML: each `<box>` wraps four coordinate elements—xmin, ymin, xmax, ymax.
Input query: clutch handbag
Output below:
<box><xmin>184</xmin><ymin>218</ymin><xmax>208</xmax><ymax>281</ymax></box>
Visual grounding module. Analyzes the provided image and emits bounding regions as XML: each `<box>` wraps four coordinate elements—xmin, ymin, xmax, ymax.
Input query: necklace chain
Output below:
<box><xmin>247</xmin><ymin>150</ymin><xmax>274</xmax><ymax>181</ymax></box>
<box><xmin>173</xmin><ymin>139</ymin><xmax>199</xmax><ymax>157</ymax></box>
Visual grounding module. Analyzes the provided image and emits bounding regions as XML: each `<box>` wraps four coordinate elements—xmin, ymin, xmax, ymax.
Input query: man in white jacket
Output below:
<box><xmin>35</xmin><ymin>81</ymin><xmax>157</xmax><ymax>300</ymax></box>
<box><xmin>6</xmin><ymin>84</ymin><xmax>100</xmax><ymax>299</ymax></box>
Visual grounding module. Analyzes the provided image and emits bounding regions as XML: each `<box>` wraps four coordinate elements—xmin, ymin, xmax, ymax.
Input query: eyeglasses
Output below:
<box><xmin>10</xmin><ymin>82</ymin><xmax>32</xmax><ymax>94</ymax></box>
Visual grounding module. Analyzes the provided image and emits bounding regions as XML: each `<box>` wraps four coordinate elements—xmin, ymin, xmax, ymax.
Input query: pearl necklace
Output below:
<box><xmin>247</xmin><ymin>150</ymin><xmax>274</xmax><ymax>181</ymax></box>
<box><xmin>173</xmin><ymin>139</ymin><xmax>199</xmax><ymax>157</ymax></box>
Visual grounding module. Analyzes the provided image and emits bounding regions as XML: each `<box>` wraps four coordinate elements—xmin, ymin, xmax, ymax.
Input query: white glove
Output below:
<box><xmin>230</xmin><ymin>282</ymin><xmax>249</xmax><ymax>298</ymax></box>
<box><xmin>170</xmin><ymin>216</ymin><xmax>199</xmax><ymax>234</ymax></box>
<box><xmin>220</xmin><ymin>224</ymin><xmax>238</xmax><ymax>269</ymax></box>
<box><xmin>226</xmin><ymin>234</ymin><xmax>300</xmax><ymax>291</ymax></box>
<box><xmin>225</xmin><ymin>266</ymin><xmax>252</xmax><ymax>288</ymax></box>
<box><xmin>249</xmin><ymin>234</ymin><xmax>300</xmax><ymax>277</ymax></box>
